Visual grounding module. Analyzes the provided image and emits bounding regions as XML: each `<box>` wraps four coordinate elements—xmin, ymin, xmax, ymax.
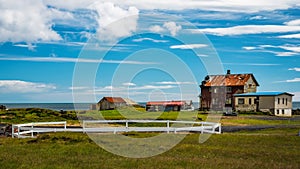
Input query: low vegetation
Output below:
<box><xmin>0</xmin><ymin>108</ymin><xmax>300</xmax><ymax>168</ymax></box>
<box><xmin>0</xmin><ymin>130</ymin><xmax>299</xmax><ymax>169</ymax></box>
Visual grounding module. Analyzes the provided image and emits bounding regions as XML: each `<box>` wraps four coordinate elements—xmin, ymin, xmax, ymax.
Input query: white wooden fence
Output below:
<box><xmin>12</xmin><ymin>120</ymin><xmax>221</xmax><ymax>138</ymax></box>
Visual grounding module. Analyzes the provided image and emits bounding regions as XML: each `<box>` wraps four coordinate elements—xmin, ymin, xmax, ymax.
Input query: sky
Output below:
<box><xmin>0</xmin><ymin>0</ymin><xmax>300</xmax><ymax>103</ymax></box>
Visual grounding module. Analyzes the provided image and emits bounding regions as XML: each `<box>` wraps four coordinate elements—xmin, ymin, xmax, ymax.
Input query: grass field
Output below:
<box><xmin>1</xmin><ymin>108</ymin><xmax>300</xmax><ymax>168</ymax></box>
<box><xmin>0</xmin><ymin>130</ymin><xmax>299</xmax><ymax>169</ymax></box>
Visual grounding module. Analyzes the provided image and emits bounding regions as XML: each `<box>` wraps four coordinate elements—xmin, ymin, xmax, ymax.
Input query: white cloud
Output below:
<box><xmin>249</xmin><ymin>15</ymin><xmax>267</xmax><ymax>20</ymax></box>
<box><xmin>190</xmin><ymin>25</ymin><xmax>300</xmax><ymax>36</ymax></box>
<box><xmin>0</xmin><ymin>80</ymin><xmax>56</xmax><ymax>93</ymax></box>
<box><xmin>122</xmin><ymin>82</ymin><xmax>136</xmax><ymax>86</ymax></box>
<box><xmin>286</xmin><ymin>78</ymin><xmax>300</xmax><ymax>83</ymax></box>
<box><xmin>243</xmin><ymin>44</ymin><xmax>300</xmax><ymax>56</ymax></box>
<box><xmin>155</xmin><ymin>81</ymin><xmax>196</xmax><ymax>85</ymax></box>
<box><xmin>45</xmin><ymin>0</ymin><xmax>300</xmax><ymax>13</ymax></box>
<box><xmin>284</xmin><ymin>19</ymin><xmax>300</xmax><ymax>26</ymax></box>
<box><xmin>131</xmin><ymin>85</ymin><xmax>176</xmax><ymax>90</ymax></box>
<box><xmin>197</xmin><ymin>54</ymin><xmax>209</xmax><ymax>57</ymax></box>
<box><xmin>163</xmin><ymin>22</ymin><xmax>182</xmax><ymax>36</ymax></box>
<box><xmin>170</xmin><ymin>44</ymin><xmax>207</xmax><ymax>49</ymax></box>
<box><xmin>242</xmin><ymin>46</ymin><xmax>257</xmax><ymax>50</ymax></box>
<box><xmin>149</xmin><ymin>25</ymin><xmax>164</xmax><ymax>33</ymax></box>
<box><xmin>278</xmin><ymin>33</ymin><xmax>300</xmax><ymax>39</ymax></box>
<box><xmin>0</xmin><ymin>56</ymin><xmax>156</xmax><ymax>65</ymax></box>
<box><xmin>288</xmin><ymin>68</ymin><xmax>300</xmax><ymax>72</ymax></box>
<box><xmin>132</xmin><ymin>38</ymin><xmax>168</xmax><ymax>43</ymax></box>
<box><xmin>14</xmin><ymin>44</ymin><xmax>37</xmax><ymax>51</ymax></box>
<box><xmin>273</xmin><ymin>52</ymin><xmax>298</xmax><ymax>57</ymax></box>
<box><xmin>149</xmin><ymin>22</ymin><xmax>181</xmax><ymax>36</ymax></box>
<box><xmin>292</xmin><ymin>92</ymin><xmax>300</xmax><ymax>101</ymax></box>
<box><xmin>91</xmin><ymin>2</ymin><xmax>139</xmax><ymax>41</ymax></box>
<box><xmin>0</xmin><ymin>0</ymin><xmax>61</xmax><ymax>43</ymax></box>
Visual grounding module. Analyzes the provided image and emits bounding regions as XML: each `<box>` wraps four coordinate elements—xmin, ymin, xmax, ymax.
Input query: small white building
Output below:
<box><xmin>234</xmin><ymin>92</ymin><xmax>294</xmax><ymax>117</ymax></box>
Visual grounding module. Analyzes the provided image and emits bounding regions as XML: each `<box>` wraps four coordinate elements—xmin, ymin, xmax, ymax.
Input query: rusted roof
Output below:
<box><xmin>203</xmin><ymin>74</ymin><xmax>259</xmax><ymax>87</ymax></box>
<box><xmin>103</xmin><ymin>97</ymin><xmax>126</xmax><ymax>103</ymax></box>
<box><xmin>146</xmin><ymin>101</ymin><xmax>186</xmax><ymax>106</ymax></box>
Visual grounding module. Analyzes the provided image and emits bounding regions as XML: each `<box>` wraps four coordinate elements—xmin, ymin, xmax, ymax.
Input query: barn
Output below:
<box><xmin>96</xmin><ymin>97</ymin><xmax>138</xmax><ymax>110</ymax></box>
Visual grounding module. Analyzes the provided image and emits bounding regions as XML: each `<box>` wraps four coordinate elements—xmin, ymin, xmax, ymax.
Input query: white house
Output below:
<box><xmin>234</xmin><ymin>92</ymin><xmax>294</xmax><ymax>117</ymax></box>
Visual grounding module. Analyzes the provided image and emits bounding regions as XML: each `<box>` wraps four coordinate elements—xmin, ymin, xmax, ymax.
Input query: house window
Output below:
<box><xmin>238</xmin><ymin>98</ymin><xmax>245</xmax><ymax>105</ymax></box>
<box><xmin>277</xmin><ymin>109</ymin><xmax>280</xmax><ymax>115</ymax></box>
<box><xmin>213</xmin><ymin>88</ymin><xmax>218</xmax><ymax>93</ymax></box>
<box><xmin>277</xmin><ymin>98</ymin><xmax>280</xmax><ymax>104</ymax></box>
<box><xmin>226</xmin><ymin>87</ymin><xmax>232</xmax><ymax>93</ymax></box>
<box><xmin>209</xmin><ymin>87</ymin><xmax>212</xmax><ymax>92</ymax></box>
<box><xmin>286</xmin><ymin>98</ymin><xmax>288</xmax><ymax>106</ymax></box>
<box><xmin>212</xmin><ymin>98</ymin><xmax>218</xmax><ymax>105</ymax></box>
<box><xmin>249</xmin><ymin>98</ymin><xmax>252</xmax><ymax>105</ymax></box>
<box><xmin>282</xmin><ymin>98</ymin><xmax>284</xmax><ymax>104</ymax></box>
<box><xmin>282</xmin><ymin>109</ymin><xmax>284</xmax><ymax>115</ymax></box>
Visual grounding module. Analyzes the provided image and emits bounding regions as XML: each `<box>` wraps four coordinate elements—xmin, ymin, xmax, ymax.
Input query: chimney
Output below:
<box><xmin>227</xmin><ymin>70</ymin><xmax>231</xmax><ymax>74</ymax></box>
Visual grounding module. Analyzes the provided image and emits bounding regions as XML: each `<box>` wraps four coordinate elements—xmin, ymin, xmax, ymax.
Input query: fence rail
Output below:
<box><xmin>12</xmin><ymin>120</ymin><xmax>221</xmax><ymax>138</ymax></box>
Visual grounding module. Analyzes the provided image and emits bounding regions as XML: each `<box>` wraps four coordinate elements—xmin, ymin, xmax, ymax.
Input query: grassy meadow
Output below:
<box><xmin>0</xmin><ymin>108</ymin><xmax>300</xmax><ymax>168</ymax></box>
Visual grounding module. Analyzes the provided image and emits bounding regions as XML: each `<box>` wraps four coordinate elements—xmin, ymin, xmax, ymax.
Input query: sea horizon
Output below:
<box><xmin>1</xmin><ymin>102</ymin><xmax>300</xmax><ymax>111</ymax></box>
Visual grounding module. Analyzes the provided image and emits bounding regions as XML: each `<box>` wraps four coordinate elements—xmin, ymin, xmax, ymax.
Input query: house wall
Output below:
<box><xmin>98</xmin><ymin>100</ymin><xmax>115</xmax><ymax>110</ymax></box>
<box><xmin>234</xmin><ymin>96</ymin><xmax>257</xmax><ymax>112</ymax></box>
<box><xmin>234</xmin><ymin>94</ymin><xmax>293</xmax><ymax>117</ymax></box>
<box><xmin>274</xmin><ymin>94</ymin><xmax>293</xmax><ymax>117</ymax></box>
<box><xmin>258</xmin><ymin>96</ymin><xmax>275</xmax><ymax>112</ymax></box>
<box><xmin>244</xmin><ymin>76</ymin><xmax>257</xmax><ymax>93</ymax></box>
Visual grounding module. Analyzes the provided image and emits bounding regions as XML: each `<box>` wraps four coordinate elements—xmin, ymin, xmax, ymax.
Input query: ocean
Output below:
<box><xmin>1</xmin><ymin>103</ymin><xmax>92</xmax><ymax>111</ymax></box>
<box><xmin>1</xmin><ymin>102</ymin><xmax>300</xmax><ymax>111</ymax></box>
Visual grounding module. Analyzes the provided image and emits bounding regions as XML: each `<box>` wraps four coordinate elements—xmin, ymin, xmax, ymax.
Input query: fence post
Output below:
<box><xmin>126</xmin><ymin>120</ymin><xmax>128</xmax><ymax>132</ymax></box>
<box><xmin>201</xmin><ymin>122</ymin><xmax>203</xmax><ymax>134</ymax></box>
<box><xmin>17</xmin><ymin>126</ymin><xmax>20</xmax><ymax>138</ymax></box>
<box><xmin>12</xmin><ymin>125</ymin><xmax>14</xmax><ymax>138</ymax></box>
<box><xmin>82</xmin><ymin>121</ymin><xmax>85</xmax><ymax>133</ymax></box>
<box><xmin>167</xmin><ymin>120</ymin><xmax>170</xmax><ymax>134</ymax></box>
<box><xmin>64</xmin><ymin>121</ymin><xmax>67</xmax><ymax>130</ymax></box>
<box><xmin>31</xmin><ymin>123</ymin><xmax>34</xmax><ymax>138</ymax></box>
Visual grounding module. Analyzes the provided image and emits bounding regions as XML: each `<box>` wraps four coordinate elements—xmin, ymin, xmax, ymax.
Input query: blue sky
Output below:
<box><xmin>0</xmin><ymin>0</ymin><xmax>300</xmax><ymax>103</ymax></box>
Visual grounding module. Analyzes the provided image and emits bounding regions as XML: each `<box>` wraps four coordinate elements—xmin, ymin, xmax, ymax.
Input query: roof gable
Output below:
<box><xmin>102</xmin><ymin>97</ymin><xmax>126</xmax><ymax>103</ymax></box>
<box><xmin>202</xmin><ymin>73</ymin><xmax>259</xmax><ymax>87</ymax></box>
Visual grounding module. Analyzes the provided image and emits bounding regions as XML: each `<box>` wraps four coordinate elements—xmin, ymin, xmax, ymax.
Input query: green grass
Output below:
<box><xmin>1</xmin><ymin>109</ymin><xmax>300</xmax><ymax>168</ymax></box>
<box><xmin>221</xmin><ymin>116</ymin><xmax>300</xmax><ymax>126</ymax></box>
<box><xmin>0</xmin><ymin>131</ymin><xmax>299</xmax><ymax>169</ymax></box>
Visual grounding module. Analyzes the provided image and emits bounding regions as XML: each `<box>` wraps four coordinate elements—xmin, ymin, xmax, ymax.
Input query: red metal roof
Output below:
<box><xmin>203</xmin><ymin>74</ymin><xmax>259</xmax><ymax>87</ymax></box>
<box><xmin>104</xmin><ymin>97</ymin><xmax>126</xmax><ymax>103</ymax></box>
<box><xmin>146</xmin><ymin>101</ymin><xmax>186</xmax><ymax>106</ymax></box>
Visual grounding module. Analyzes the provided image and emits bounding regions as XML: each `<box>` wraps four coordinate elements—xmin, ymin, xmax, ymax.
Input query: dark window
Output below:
<box><xmin>278</xmin><ymin>98</ymin><xmax>280</xmax><ymax>104</ymax></box>
<box><xmin>286</xmin><ymin>98</ymin><xmax>288</xmax><ymax>106</ymax></box>
<box><xmin>282</xmin><ymin>98</ymin><xmax>284</xmax><ymax>104</ymax></box>
<box><xmin>226</xmin><ymin>87</ymin><xmax>232</xmax><ymax>93</ymax></box>
<box><xmin>282</xmin><ymin>109</ymin><xmax>284</xmax><ymax>115</ymax></box>
<box><xmin>238</xmin><ymin>98</ymin><xmax>245</xmax><ymax>105</ymax></box>
<box><xmin>249</xmin><ymin>98</ymin><xmax>252</xmax><ymax>105</ymax></box>
<box><xmin>277</xmin><ymin>109</ymin><xmax>280</xmax><ymax>114</ymax></box>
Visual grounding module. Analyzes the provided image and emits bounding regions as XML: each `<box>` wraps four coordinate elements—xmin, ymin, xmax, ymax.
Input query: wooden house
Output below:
<box><xmin>234</xmin><ymin>92</ymin><xmax>294</xmax><ymax>117</ymax></box>
<box><xmin>96</xmin><ymin>97</ymin><xmax>138</xmax><ymax>110</ymax></box>
<box><xmin>199</xmin><ymin>70</ymin><xmax>259</xmax><ymax>111</ymax></box>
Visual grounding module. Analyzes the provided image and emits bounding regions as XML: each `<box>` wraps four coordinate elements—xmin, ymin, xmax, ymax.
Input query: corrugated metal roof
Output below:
<box><xmin>104</xmin><ymin>97</ymin><xmax>126</xmax><ymax>103</ymax></box>
<box><xmin>234</xmin><ymin>92</ymin><xmax>294</xmax><ymax>97</ymax></box>
<box><xmin>203</xmin><ymin>74</ymin><xmax>259</xmax><ymax>87</ymax></box>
